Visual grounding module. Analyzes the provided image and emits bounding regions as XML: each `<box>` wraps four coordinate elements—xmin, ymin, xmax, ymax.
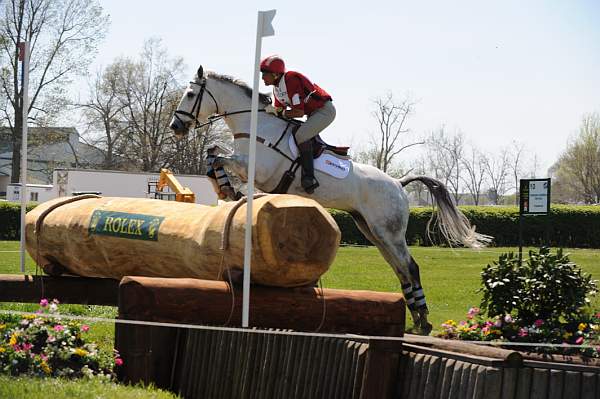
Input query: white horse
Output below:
<box><xmin>170</xmin><ymin>66</ymin><xmax>491</xmax><ymax>334</ymax></box>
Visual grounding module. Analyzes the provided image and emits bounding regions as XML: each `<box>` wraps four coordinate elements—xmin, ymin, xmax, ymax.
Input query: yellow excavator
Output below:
<box><xmin>156</xmin><ymin>168</ymin><xmax>196</xmax><ymax>203</ymax></box>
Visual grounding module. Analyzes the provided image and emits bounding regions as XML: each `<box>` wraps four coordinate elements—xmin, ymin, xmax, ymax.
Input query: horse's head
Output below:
<box><xmin>170</xmin><ymin>65</ymin><xmax>219</xmax><ymax>137</ymax></box>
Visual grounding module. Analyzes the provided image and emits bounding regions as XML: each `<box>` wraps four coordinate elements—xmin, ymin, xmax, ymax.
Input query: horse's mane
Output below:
<box><xmin>205</xmin><ymin>71</ymin><xmax>271</xmax><ymax>105</ymax></box>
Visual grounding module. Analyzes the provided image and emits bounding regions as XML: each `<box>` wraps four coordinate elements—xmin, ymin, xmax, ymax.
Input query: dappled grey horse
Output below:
<box><xmin>170</xmin><ymin>66</ymin><xmax>491</xmax><ymax>334</ymax></box>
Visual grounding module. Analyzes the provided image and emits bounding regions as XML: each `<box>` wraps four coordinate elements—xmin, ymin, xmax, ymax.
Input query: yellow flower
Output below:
<box><xmin>0</xmin><ymin>346</ymin><xmax>5</xmax><ymax>353</ymax></box>
<box><xmin>40</xmin><ymin>361</ymin><xmax>51</xmax><ymax>375</ymax></box>
<box><xmin>24</xmin><ymin>314</ymin><xmax>36</xmax><ymax>320</ymax></box>
<box><xmin>578</xmin><ymin>323</ymin><xmax>587</xmax><ymax>331</ymax></box>
<box><xmin>0</xmin><ymin>324</ymin><xmax>5</xmax><ymax>331</ymax></box>
<box><xmin>9</xmin><ymin>334</ymin><xmax>18</xmax><ymax>346</ymax></box>
<box><xmin>443</xmin><ymin>320</ymin><xmax>457</xmax><ymax>327</ymax></box>
<box><xmin>563</xmin><ymin>332</ymin><xmax>573</xmax><ymax>339</ymax></box>
<box><xmin>74</xmin><ymin>348</ymin><xmax>88</xmax><ymax>357</ymax></box>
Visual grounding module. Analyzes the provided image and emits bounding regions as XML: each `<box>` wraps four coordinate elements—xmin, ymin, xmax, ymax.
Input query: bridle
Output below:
<box><xmin>172</xmin><ymin>78</ymin><xmax>219</xmax><ymax>131</ymax></box>
<box><xmin>173</xmin><ymin>78</ymin><xmax>270</xmax><ymax>133</ymax></box>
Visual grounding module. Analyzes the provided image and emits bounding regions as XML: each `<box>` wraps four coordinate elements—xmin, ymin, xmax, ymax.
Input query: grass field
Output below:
<box><xmin>0</xmin><ymin>376</ymin><xmax>178</xmax><ymax>399</ymax></box>
<box><xmin>2</xmin><ymin>240</ymin><xmax>599</xmax><ymax>331</ymax></box>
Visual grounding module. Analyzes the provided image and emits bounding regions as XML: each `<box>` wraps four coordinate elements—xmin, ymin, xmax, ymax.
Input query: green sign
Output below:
<box><xmin>88</xmin><ymin>210</ymin><xmax>165</xmax><ymax>241</ymax></box>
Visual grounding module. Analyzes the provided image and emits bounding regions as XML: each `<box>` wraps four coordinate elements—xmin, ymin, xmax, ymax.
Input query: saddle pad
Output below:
<box><xmin>289</xmin><ymin>136</ymin><xmax>351</xmax><ymax>179</ymax></box>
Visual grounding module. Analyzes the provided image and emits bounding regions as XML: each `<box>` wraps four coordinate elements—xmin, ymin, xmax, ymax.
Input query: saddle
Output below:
<box><xmin>312</xmin><ymin>135</ymin><xmax>350</xmax><ymax>158</ymax></box>
<box><xmin>289</xmin><ymin>124</ymin><xmax>349</xmax><ymax>158</ymax></box>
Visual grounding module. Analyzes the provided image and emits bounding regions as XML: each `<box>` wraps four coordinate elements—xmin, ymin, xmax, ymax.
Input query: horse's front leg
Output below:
<box><xmin>213</xmin><ymin>155</ymin><xmax>248</xmax><ymax>182</ymax></box>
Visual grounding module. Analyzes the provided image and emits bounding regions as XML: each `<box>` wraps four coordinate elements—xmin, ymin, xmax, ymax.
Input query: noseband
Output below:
<box><xmin>173</xmin><ymin>79</ymin><xmax>219</xmax><ymax>130</ymax></box>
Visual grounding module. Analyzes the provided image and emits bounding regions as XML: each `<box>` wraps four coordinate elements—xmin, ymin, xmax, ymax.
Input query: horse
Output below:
<box><xmin>170</xmin><ymin>66</ymin><xmax>491</xmax><ymax>334</ymax></box>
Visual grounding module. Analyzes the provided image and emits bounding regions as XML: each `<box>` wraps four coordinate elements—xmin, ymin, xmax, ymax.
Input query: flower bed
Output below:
<box><xmin>436</xmin><ymin>247</ymin><xmax>600</xmax><ymax>359</ymax></box>
<box><xmin>0</xmin><ymin>299</ymin><xmax>122</xmax><ymax>378</ymax></box>
<box><xmin>438</xmin><ymin>307</ymin><xmax>600</xmax><ymax>358</ymax></box>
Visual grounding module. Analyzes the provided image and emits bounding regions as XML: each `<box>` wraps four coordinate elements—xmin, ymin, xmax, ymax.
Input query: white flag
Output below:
<box><xmin>259</xmin><ymin>10</ymin><xmax>276</xmax><ymax>37</ymax></box>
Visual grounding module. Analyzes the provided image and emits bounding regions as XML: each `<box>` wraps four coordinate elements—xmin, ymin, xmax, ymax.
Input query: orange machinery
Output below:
<box><xmin>156</xmin><ymin>169</ymin><xmax>196</xmax><ymax>203</ymax></box>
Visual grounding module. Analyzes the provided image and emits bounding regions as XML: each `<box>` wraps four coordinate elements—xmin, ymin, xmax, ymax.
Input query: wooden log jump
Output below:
<box><xmin>117</xmin><ymin>276</ymin><xmax>405</xmax><ymax>336</ymax></box>
<box><xmin>115</xmin><ymin>276</ymin><xmax>406</xmax><ymax>390</ymax></box>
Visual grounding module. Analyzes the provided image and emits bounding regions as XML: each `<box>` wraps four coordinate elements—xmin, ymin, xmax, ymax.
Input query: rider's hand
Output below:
<box><xmin>265</xmin><ymin>104</ymin><xmax>283</xmax><ymax>116</ymax></box>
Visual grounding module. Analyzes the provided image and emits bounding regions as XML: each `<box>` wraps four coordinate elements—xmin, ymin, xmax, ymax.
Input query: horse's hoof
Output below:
<box><xmin>302</xmin><ymin>178</ymin><xmax>319</xmax><ymax>194</ymax></box>
<box><xmin>417</xmin><ymin>322</ymin><xmax>433</xmax><ymax>336</ymax></box>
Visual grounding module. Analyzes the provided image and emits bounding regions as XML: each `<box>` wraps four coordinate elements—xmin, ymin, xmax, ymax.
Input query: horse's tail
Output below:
<box><xmin>399</xmin><ymin>175</ymin><xmax>492</xmax><ymax>248</ymax></box>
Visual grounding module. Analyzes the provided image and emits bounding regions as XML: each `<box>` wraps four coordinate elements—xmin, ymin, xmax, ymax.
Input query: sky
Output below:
<box><xmin>83</xmin><ymin>0</ymin><xmax>600</xmax><ymax>174</ymax></box>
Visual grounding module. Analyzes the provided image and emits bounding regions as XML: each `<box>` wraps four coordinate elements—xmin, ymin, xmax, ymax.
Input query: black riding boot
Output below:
<box><xmin>298</xmin><ymin>141</ymin><xmax>319</xmax><ymax>194</ymax></box>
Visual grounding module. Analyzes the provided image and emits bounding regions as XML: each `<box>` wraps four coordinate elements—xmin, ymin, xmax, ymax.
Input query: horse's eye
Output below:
<box><xmin>187</xmin><ymin>91</ymin><xmax>195</xmax><ymax>98</ymax></box>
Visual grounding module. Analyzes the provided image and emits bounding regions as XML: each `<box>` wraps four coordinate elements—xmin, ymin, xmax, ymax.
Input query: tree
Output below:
<box><xmin>359</xmin><ymin>92</ymin><xmax>423</xmax><ymax>174</ymax></box>
<box><xmin>112</xmin><ymin>38</ymin><xmax>184</xmax><ymax>172</ymax></box>
<box><xmin>461</xmin><ymin>144</ymin><xmax>487</xmax><ymax>205</ymax></box>
<box><xmin>426</xmin><ymin>127</ymin><xmax>465</xmax><ymax>203</ymax></box>
<box><xmin>0</xmin><ymin>0</ymin><xmax>109</xmax><ymax>183</ymax></box>
<box><xmin>77</xmin><ymin>67</ymin><xmax>127</xmax><ymax>169</ymax></box>
<box><xmin>406</xmin><ymin>155</ymin><xmax>431</xmax><ymax>205</ymax></box>
<box><xmin>508</xmin><ymin>141</ymin><xmax>525</xmax><ymax>206</ymax></box>
<box><xmin>552</xmin><ymin>113</ymin><xmax>600</xmax><ymax>204</ymax></box>
<box><xmin>482</xmin><ymin>148</ymin><xmax>511</xmax><ymax>205</ymax></box>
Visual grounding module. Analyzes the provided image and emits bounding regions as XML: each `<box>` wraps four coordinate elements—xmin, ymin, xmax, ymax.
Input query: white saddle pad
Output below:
<box><xmin>289</xmin><ymin>136</ymin><xmax>351</xmax><ymax>179</ymax></box>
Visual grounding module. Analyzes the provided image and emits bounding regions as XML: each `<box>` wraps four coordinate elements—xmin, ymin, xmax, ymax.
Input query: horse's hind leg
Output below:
<box><xmin>407</xmin><ymin>256</ymin><xmax>431</xmax><ymax>334</ymax></box>
<box><xmin>378</xmin><ymin>237</ymin><xmax>432</xmax><ymax>335</ymax></box>
<box><xmin>351</xmin><ymin>212</ymin><xmax>432</xmax><ymax>335</ymax></box>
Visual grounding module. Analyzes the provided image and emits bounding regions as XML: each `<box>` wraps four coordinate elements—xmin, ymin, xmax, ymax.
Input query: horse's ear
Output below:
<box><xmin>197</xmin><ymin>65</ymin><xmax>204</xmax><ymax>79</ymax></box>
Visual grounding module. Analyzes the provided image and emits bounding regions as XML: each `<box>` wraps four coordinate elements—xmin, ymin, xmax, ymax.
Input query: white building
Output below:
<box><xmin>0</xmin><ymin>127</ymin><xmax>104</xmax><ymax>196</ymax></box>
<box><xmin>51</xmin><ymin>168</ymin><xmax>218</xmax><ymax>206</ymax></box>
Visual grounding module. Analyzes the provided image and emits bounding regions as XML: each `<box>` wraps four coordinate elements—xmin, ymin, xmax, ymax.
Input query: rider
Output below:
<box><xmin>260</xmin><ymin>55</ymin><xmax>335</xmax><ymax>194</ymax></box>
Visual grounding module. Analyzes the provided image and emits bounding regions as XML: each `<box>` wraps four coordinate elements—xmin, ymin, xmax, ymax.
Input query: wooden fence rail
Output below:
<box><xmin>398</xmin><ymin>344</ymin><xmax>600</xmax><ymax>399</ymax></box>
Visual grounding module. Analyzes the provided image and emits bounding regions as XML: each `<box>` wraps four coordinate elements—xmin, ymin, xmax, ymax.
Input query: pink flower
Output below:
<box><xmin>575</xmin><ymin>337</ymin><xmax>584</xmax><ymax>345</ymax></box>
<box><xmin>22</xmin><ymin>343</ymin><xmax>33</xmax><ymax>351</ymax></box>
<box><xmin>39</xmin><ymin>299</ymin><xmax>49</xmax><ymax>307</ymax></box>
<box><xmin>46</xmin><ymin>335</ymin><xmax>56</xmax><ymax>343</ymax></box>
<box><xmin>467</xmin><ymin>307</ymin><xmax>480</xmax><ymax>319</ymax></box>
<box><xmin>81</xmin><ymin>325</ymin><xmax>90</xmax><ymax>332</ymax></box>
<box><xmin>504</xmin><ymin>314</ymin><xmax>513</xmax><ymax>323</ymax></box>
<box><xmin>518</xmin><ymin>328</ymin><xmax>528</xmax><ymax>337</ymax></box>
<box><xmin>534</xmin><ymin>319</ymin><xmax>544</xmax><ymax>328</ymax></box>
<box><xmin>115</xmin><ymin>358</ymin><xmax>124</xmax><ymax>366</ymax></box>
<box><xmin>53</xmin><ymin>325</ymin><xmax>64</xmax><ymax>332</ymax></box>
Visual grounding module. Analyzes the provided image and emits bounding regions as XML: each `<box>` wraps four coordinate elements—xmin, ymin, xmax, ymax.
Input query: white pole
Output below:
<box><xmin>19</xmin><ymin>41</ymin><xmax>30</xmax><ymax>274</ymax></box>
<box><xmin>242</xmin><ymin>10</ymin><xmax>276</xmax><ymax>327</ymax></box>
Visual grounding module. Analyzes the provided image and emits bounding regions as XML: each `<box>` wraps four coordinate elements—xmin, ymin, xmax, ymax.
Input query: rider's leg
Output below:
<box><xmin>295</xmin><ymin>101</ymin><xmax>336</xmax><ymax>193</ymax></box>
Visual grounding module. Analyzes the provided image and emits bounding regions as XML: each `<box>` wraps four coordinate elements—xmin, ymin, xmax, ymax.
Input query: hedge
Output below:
<box><xmin>3</xmin><ymin>202</ymin><xmax>600</xmax><ymax>248</ymax></box>
<box><xmin>330</xmin><ymin>205</ymin><xmax>600</xmax><ymax>248</ymax></box>
<box><xmin>0</xmin><ymin>202</ymin><xmax>37</xmax><ymax>240</ymax></box>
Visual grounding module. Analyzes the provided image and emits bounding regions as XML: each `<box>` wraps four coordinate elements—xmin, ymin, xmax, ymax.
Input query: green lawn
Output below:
<box><xmin>2</xmin><ymin>241</ymin><xmax>599</xmax><ymax>331</ymax></box>
<box><xmin>0</xmin><ymin>376</ymin><xmax>178</xmax><ymax>399</ymax></box>
<box><xmin>324</xmin><ymin>245</ymin><xmax>600</xmax><ymax>329</ymax></box>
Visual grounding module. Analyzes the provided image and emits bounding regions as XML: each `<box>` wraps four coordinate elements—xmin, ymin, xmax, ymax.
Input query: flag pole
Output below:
<box><xmin>242</xmin><ymin>9</ymin><xmax>276</xmax><ymax>327</ymax></box>
<box><xmin>19</xmin><ymin>41</ymin><xmax>30</xmax><ymax>274</ymax></box>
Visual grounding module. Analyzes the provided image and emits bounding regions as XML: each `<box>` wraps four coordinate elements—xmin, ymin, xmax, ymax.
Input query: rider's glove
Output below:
<box><xmin>265</xmin><ymin>104</ymin><xmax>283</xmax><ymax>116</ymax></box>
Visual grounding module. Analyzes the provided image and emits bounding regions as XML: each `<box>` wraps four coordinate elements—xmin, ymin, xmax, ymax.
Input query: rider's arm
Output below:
<box><xmin>283</xmin><ymin>108</ymin><xmax>304</xmax><ymax>118</ymax></box>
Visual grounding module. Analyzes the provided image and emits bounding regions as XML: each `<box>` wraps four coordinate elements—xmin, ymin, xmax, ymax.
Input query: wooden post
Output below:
<box><xmin>0</xmin><ymin>274</ymin><xmax>118</xmax><ymax>305</ymax></box>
